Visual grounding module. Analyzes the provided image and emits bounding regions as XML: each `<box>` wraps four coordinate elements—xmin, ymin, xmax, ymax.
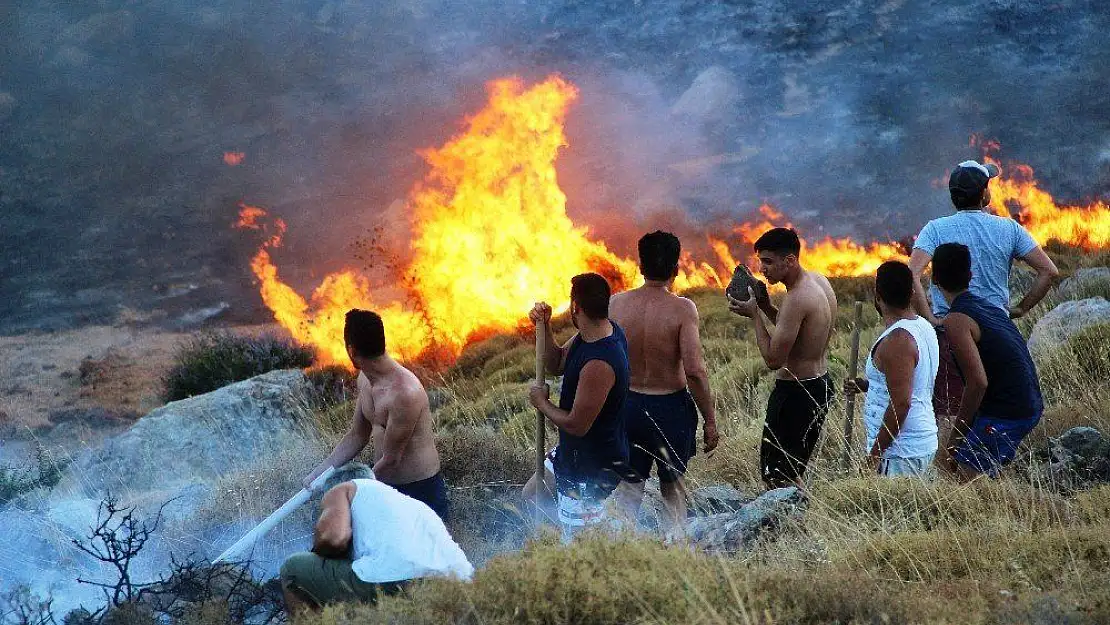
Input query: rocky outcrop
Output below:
<box><xmin>1027</xmin><ymin>298</ymin><xmax>1110</xmax><ymax>354</ymax></box>
<box><xmin>1039</xmin><ymin>426</ymin><xmax>1110</xmax><ymax>490</ymax></box>
<box><xmin>687</xmin><ymin>487</ymin><xmax>805</xmax><ymax>552</ymax></box>
<box><xmin>1057</xmin><ymin>268</ymin><xmax>1110</xmax><ymax>299</ymax></box>
<box><xmin>57</xmin><ymin>369</ymin><xmax>311</xmax><ymax>496</ymax></box>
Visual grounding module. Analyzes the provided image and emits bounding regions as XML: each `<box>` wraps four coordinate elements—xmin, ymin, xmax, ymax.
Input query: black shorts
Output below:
<box><xmin>624</xmin><ymin>389</ymin><xmax>699</xmax><ymax>483</ymax></box>
<box><xmin>390</xmin><ymin>472</ymin><xmax>449</xmax><ymax>522</ymax></box>
<box><xmin>761</xmin><ymin>374</ymin><xmax>833</xmax><ymax>488</ymax></box>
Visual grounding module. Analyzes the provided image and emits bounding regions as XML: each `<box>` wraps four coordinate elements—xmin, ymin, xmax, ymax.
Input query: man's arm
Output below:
<box><xmin>312</xmin><ymin>483</ymin><xmax>355</xmax><ymax>558</ymax></box>
<box><xmin>678</xmin><ymin>300</ymin><xmax>718</xmax><ymax>452</ymax></box>
<box><xmin>869</xmin><ymin>330</ymin><xmax>918</xmax><ymax>463</ymax></box>
<box><xmin>371</xmin><ymin>387</ymin><xmax>425</xmax><ymax>480</ymax></box>
<box><xmin>1010</xmin><ymin>246</ymin><xmax>1060</xmax><ymax>318</ymax></box>
<box><xmin>304</xmin><ymin>397</ymin><xmax>372</xmax><ymax>488</ymax></box>
<box><xmin>754</xmin><ymin>294</ymin><xmax>804</xmax><ymax>371</ymax></box>
<box><xmin>942</xmin><ymin>313</ymin><xmax>987</xmax><ymax>461</ymax></box>
<box><xmin>529</xmin><ymin>360</ymin><xmax>614</xmax><ymax>437</ymax></box>
<box><xmin>909</xmin><ymin>248</ymin><xmax>940</xmax><ymax>326</ymax></box>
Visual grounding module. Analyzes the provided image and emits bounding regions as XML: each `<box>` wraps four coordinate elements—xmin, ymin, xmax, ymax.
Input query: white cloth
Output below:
<box><xmin>863</xmin><ymin>316</ymin><xmax>940</xmax><ymax>459</ymax></box>
<box><xmin>349</xmin><ymin>479</ymin><xmax>473</xmax><ymax>583</ymax></box>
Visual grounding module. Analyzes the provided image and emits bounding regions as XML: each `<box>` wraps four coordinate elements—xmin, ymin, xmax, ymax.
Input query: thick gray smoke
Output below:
<box><xmin>2</xmin><ymin>0</ymin><xmax>1108</xmax><ymax>334</ymax></box>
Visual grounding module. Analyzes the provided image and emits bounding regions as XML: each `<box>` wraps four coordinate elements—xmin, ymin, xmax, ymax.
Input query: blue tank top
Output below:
<box><xmin>949</xmin><ymin>292</ymin><xmax>1043</xmax><ymax>420</ymax></box>
<box><xmin>554</xmin><ymin>322</ymin><xmax>631</xmax><ymax>485</ymax></box>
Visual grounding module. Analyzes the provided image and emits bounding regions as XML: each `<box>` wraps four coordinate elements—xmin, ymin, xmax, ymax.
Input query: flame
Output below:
<box><xmin>224</xmin><ymin>151</ymin><xmax>245</xmax><ymax>166</ymax></box>
<box><xmin>983</xmin><ymin>156</ymin><xmax>1110</xmax><ymax>249</ymax></box>
<box><xmin>238</xmin><ymin>79</ymin><xmax>1110</xmax><ymax>367</ymax></box>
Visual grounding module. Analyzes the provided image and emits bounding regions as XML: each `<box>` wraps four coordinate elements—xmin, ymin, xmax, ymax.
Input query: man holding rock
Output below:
<box><xmin>909</xmin><ymin>159</ymin><xmax>1059</xmax><ymax>423</ymax></box>
<box><xmin>529</xmin><ymin>273</ymin><xmax>633</xmax><ymax>539</ymax></box>
<box><xmin>728</xmin><ymin>227</ymin><xmax>836</xmax><ymax>489</ymax></box>
<box><xmin>844</xmin><ymin>261</ymin><xmax>940</xmax><ymax>478</ymax></box>
<box><xmin>929</xmin><ymin>243</ymin><xmax>1044</xmax><ymax>479</ymax></box>
<box><xmin>280</xmin><ymin>476</ymin><xmax>472</xmax><ymax>612</ymax></box>
<box><xmin>303</xmin><ymin>309</ymin><xmax>447</xmax><ymax>521</ymax></box>
<box><xmin>609</xmin><ymin>230</ymin><xmax>718</xmax><ymax>529</ymax></box>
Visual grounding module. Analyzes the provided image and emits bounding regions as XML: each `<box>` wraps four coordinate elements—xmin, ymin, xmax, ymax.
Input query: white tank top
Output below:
<box><xmin>863</xmin><ymin>316</ymin><xmax>940</xmax><ymax>459</ymax></box>
<box><xmin>348</xmin><ymin>479</ymin><xmax>474</xmax><ymax>583</ymax></box>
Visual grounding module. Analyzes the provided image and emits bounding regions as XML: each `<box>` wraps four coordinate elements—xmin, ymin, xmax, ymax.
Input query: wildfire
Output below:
<box><xmin>224</xmin><ymin>151</ymin><xmax>245</xmax><ymax>166</ymax></box>
<box><xmin>238</xmin><ymin>77</ymin><xmax>1108</xmax><ymax>366</ymax></box>
<box><xmin>984</xmin><ymin>156</ymin><xmax>1110</xmax><ymax>249</ymax></box>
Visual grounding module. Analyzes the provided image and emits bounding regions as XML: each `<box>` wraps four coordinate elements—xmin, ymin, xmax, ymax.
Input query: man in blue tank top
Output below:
<box><xmin>529</xmin><ymin>273</ymin><xmax>633</xmax><ymax>539</ymax></box>
<box><xmin>930</xmin><ymin>243</ymin><xmax>1044</xmax><ymax>479</ymax></box>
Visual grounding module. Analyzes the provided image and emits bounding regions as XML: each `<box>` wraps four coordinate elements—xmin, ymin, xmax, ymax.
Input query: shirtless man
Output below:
<box><xmin>727</xmin><ymin>227</ymin><xmax>836</xmax><ymax>488</ymax></box>
<box><xmin>609</xmin><ymin>230</ymin><xmax>718</xmax><ymax>528</ymax></box>
<box><xmin>302</xmin><ymin>309</ymin><xmax>446</xmax><ymax>520</ymax></box>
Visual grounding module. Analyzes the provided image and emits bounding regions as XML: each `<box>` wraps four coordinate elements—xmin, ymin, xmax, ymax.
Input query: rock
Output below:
<box><xmin>1041</xmin><ymin>426</ymin><xmax>1110</xmax><ymax>490</ymax></box>
<box><xmin>689</xmin><ymin>484</ymin><xmax>754</xmax><ymax>515</ymax></box>
<box><xmin>1057</xmin><ymin>267</ymin><xmax>1110</xmax><ymax>299</ymax></box>
<box><xmin>687</xmin><ymin>487</ymin><xmax>805</xmax><ymax>552</ymax></box>
<box><xmin>671</xmin><ymin>66</ymin><xmax>740</xmax><ymax>124</ymax></box>
<box><xmin>58</xmin><ymin>370</ymin><xmax>311</xmax><ymax>495</ymax></box>
<box><xmin>1027</xmin><ymin>297</ymin><xmax>1110</xmax><ymax>354</ymax></box>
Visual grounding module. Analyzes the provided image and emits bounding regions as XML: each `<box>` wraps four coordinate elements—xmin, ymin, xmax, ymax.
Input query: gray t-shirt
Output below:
<box><xmin>914</xmin><ymin>210</ymin><xmax>1038</xmax><ymax>316</ymax></box>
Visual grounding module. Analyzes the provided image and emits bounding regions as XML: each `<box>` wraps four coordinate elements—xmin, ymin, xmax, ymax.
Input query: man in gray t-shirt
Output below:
<box><xmin>908</xmin><ymin>160</ymin><xmax>1059</xmax><ymax>419</ymax></box>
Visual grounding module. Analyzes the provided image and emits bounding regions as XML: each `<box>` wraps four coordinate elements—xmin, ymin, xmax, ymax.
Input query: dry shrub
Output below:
<box><xmin>435</xmin><ymin>382</ymin><xmax>532</xmax><ymax>430</ymax></box>
<box><xmin>437</xmin><ymin>426</ymin><xmax>532</xmax><ymax>488</ymax></box>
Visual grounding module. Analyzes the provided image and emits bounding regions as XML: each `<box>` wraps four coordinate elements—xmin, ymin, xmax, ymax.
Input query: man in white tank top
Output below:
<box><xmin>280</xmin><ymin>478</ymin><xmax>473</xmax><ymax>613</ymax></box>
<box><xmin>845</xmin><ymin>262</ymin><xmax>940</xmax><ymax>477</ymax></box>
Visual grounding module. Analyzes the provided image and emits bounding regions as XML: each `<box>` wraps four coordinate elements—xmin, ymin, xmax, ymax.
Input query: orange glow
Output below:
<box><xmin>224</xmin><ymin>151</ymin><xmax>245</xmax><ymax>166</ymax></box>
<box><xmin>984</xmin><ymin>156</ymin><xmax>1110</xmax><ymax>249</ymax></box>
<box><xmin>237</xmin><ymin>80</ymin><xmax>1109</xmax><ymax>367</ymax></box>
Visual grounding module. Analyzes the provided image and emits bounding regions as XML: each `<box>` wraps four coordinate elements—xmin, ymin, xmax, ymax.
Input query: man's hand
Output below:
<box><xmin>528</xmin><ymin>383</ymin><xmax>551</xmax><ymax>410</ymax></box>
<box><xmin>727</xmin><ymin>288</ymin><xmax>759</xmax><ymax>318</ymax></box>
<box><xmin>843</xmin><ymin>377</ymin><xmax>867</xmax><ymax>397</ymax></box>
<box><xmin>702</xmin><ymin>421</ymin><xmax>719</xmax><ymax>454</ymax></box>
<box><xmin>753</xmin><ymin>279</ymin><xmax>771</xmax><ymax>309</ymax></box>
<box><xmin>1008</xmin><ymin>305</ymin><xmax>1026</xmax><ymax>319</ymax></box>
<box><xmin>529</xmin><ymin>302</ymin><xmax>552</xmax><ymax>326</ymax></box>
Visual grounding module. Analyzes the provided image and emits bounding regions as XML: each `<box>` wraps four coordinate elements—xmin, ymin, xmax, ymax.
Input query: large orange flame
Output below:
<box><xmin>984</xmin><ymin>156</ymin><xmax>1110</xmax><ymax>249</ymax></box>
<box><xmin>239</xmin><ymin>78</ymin><xmax>1108</xmax><ymax>366</ymax></box>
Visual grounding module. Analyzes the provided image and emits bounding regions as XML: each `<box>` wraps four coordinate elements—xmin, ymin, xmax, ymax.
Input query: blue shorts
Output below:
<box><xmin>391</xmin><ymin>472</ymin><xmax>449</xmax><ymax>522</ymax></box>
<box><xmin>953</xmin><ymin>413</ymin><xmax>1040</xmax><ymax>476</ymax></box>
<box><xmin>623</xmin><ymin>389</ymin><xmax>698</xmax><ymax>483</ymax></box>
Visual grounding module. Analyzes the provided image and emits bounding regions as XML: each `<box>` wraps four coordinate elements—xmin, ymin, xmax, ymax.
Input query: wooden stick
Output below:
<box><xmin>534</xmin><ymin>319</ymin><xmax>547</xmax><ymax>525</ymax></box>
<box><xmin>842</xmin><ymin>301</ymin><xmax>864</xmax><ymax>469</ymax></box>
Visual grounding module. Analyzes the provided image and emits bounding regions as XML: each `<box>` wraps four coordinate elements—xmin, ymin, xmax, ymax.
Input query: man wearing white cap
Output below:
<box><xmin>909</xmin><ymin>159</ymin><xmax>1059</xmax><ymax>430</ymax></box>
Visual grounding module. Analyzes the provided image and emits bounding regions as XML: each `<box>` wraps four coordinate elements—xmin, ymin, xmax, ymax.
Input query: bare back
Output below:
<box><xmin>357</xmin><ymin>366</ymin><xmax>440</xmax><ymax>485</ymax></box>
<box><xmin>610</xmin><ymin>285</ymin><xmax>696</xmax><ymax>394</ymax></box>
<box><xmin>776</xmin><ymin>270</ymin><xmax>837</xmax><ymax>380</ymax></box>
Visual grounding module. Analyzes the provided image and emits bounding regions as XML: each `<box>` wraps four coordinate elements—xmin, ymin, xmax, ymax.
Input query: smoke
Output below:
<box><xmin>1</xmin><ymin>0</ymin><xmax>1108</xmax><ymax>333</ymax></box>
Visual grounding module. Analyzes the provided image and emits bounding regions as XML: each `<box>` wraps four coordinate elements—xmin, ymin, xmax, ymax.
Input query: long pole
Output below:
<box><xmin>534</xmin><ymin>320</ymin><xmax>547</xmax><ymax>526</ymax></box>
<box><xmin>842</xmin><ymin>301</ymin><xmax>864</xmax><ymax>469</ymax></box>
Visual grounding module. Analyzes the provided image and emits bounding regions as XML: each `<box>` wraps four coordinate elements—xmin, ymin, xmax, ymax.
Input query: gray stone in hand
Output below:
<box><xmin>726</xmin><ymin>264</ymin><xmax>759</xmax><ymax>302</ymax></box>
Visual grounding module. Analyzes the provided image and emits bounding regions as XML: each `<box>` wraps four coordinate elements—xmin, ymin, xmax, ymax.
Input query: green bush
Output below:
<box><xmin>0</xmin><ymin>446</ymin><xmax>65</xmax><ymax>503</ymax></box>
<box><xmin>162</xmin><ymin>332</ymin><xmax>315</xmax><ymax>401</ymax></box>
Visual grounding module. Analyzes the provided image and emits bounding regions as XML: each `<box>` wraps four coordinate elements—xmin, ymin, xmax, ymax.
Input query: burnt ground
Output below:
<box><xmin>2</xmin><ymin>0</ymin><xmax>1109</xmax><ymax>335</ymax></box>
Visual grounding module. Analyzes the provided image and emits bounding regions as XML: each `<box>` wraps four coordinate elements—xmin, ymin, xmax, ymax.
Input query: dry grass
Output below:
<box><xmin>277</xmin><ymin>269</ymin><xmax>1110</xmax><ymax>624</ymax></box>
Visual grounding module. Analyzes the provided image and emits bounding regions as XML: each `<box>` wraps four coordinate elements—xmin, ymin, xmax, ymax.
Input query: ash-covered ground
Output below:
<box><xmin>2</xmin><ymin>0</ymin><xmax>1109</xmax><ymax>334</ymax></box>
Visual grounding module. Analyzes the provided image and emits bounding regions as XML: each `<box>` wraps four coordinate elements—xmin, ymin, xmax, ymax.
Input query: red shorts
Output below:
<box><xmin>933</xmin><ymin>327</ymin><xmax>965</xmax><ymax>418</ymax></box>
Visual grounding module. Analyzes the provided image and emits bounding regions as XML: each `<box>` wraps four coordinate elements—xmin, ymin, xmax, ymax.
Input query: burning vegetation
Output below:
<box><xmin>236</xmin><ymin>75</ymin><xmax>1110</xmax><ymax>367</ymax></box>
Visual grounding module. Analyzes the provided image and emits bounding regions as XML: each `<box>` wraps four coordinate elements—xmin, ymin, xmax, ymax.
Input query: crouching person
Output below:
<box><xmin>845</xmin><ymin>261</ymin><xmax>940</xmax><ymax>477</ymax></box>
<box><xmin>280</xmin><ymin>478</ymin><xmax>473</xmax><ymax>613</ymax></box>
<box><xmin>930</xmin><ymin>243</ymin><xmax>1044</xmax><ymax>479</ymax></box>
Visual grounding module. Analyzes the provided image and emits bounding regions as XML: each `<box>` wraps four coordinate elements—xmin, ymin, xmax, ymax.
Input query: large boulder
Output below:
<box><xmin>57</xmin><ymin>369</ymin><xmax>312</xmax><ymax>496</ymax></box>
<box><xmin>1057</xmin><ymin>267</ymin><xmax>1110</xmax><ymax>299</ymax></box>
<box><xmin>686</xmin><ymin>487</ymin><xmax>805</xmax><ymax>552</ymax></box>
<box><xmin>1027</xmin><ymin>297</ymin><xmax>1110</xmax><ymax>354</ymax></box>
